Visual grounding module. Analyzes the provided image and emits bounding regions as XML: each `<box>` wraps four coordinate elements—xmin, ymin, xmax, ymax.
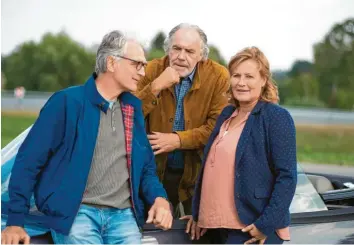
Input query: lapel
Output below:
<box><xmin>235</xmin><ymin>101</ymin><xmax>266</xmax><ymax>166</ymax></box>
<box><xmin>189</xmin><ymin>62</ymin><xmax>201</xmax><ymax>92</ymax></box>
<box><xmin>167</xmin><ymin>86</ymin><xmax>175</xmax><ymax>99</ymax></box>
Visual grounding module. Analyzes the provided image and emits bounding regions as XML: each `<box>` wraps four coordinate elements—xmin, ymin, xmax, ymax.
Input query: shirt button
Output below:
<box><xmin>236</xmin><ymin>194</ymin><xmax>240</xmax><ymax>198</ymax></box>
<box><xmin>152</xmin><ymin>100</ymin><xmax>157</xmax><ymax>105</ymax></box>
<box><xmin>169</xmin><ymin>118</ymin><xmax>173</xmax><ymax>122</ymax></box>
<box><xmin>112</xmin><ymin>127</ymin><xmax>116</xmax><ymax>131</ymax></box>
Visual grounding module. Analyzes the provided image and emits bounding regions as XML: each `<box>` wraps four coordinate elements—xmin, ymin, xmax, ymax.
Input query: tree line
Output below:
<box><xmin>2</xmin><ymin>18</ymin><xmax>353</xmax><ymax>110</ymax></box>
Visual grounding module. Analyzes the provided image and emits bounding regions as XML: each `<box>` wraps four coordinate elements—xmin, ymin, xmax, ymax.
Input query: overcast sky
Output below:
<box><xmin>1</xmin><ymin>0</ymin><xmax>353</xmax><ymax>70</ymax></box>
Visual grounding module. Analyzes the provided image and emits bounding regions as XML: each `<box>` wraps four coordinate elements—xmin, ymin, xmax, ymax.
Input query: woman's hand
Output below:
<box><xmin>180</xmin><ymin>215</ymin><xmax>208</xmax><ymax>240</ymax></box>
<box><xmin>242</xmin><ymin>224</ymin><xmax>267</xmax><ymax>244</ymax></box>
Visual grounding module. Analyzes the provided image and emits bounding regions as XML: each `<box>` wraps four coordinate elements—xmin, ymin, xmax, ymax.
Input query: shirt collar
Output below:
<box><xmin>108</xmin><ymin>100</ymin><xmax>116</xmax><ymax>110</ymax></box>
<box><xmin>183</xmin><ymin>66</ymin><xmax>197</xmax><ymax>83</ymax></box>
<box><xmin>85</xmin><ymin>73</ymin><xmax>110</xmax><ymax>113</ymax></box>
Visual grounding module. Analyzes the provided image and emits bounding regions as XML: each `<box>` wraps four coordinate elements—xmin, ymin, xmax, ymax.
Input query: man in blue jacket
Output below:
<box><xmin>1</xmin><ymin>30</ymin><xmax>173</xmax><ymax>244</ymax></box>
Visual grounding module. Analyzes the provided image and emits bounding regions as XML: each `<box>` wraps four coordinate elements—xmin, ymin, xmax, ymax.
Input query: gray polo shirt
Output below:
<box><xmin>82</xmin><ymin>101</ymin><xmax>131</xmax><ymax>209</ymax></box>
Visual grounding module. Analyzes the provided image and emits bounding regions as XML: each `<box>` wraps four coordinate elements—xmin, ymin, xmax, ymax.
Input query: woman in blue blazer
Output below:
<box><xmin>184</xmin><ymin>47</ymin><xmax>297</xmax><ymax>244</ymax></box>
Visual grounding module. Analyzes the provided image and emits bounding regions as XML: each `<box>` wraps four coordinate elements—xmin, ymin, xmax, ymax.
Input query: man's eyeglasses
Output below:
<box><xmin>114</xmin><ymin>55</ymin><xmax>147</xmax><ymax>71</ymax></box>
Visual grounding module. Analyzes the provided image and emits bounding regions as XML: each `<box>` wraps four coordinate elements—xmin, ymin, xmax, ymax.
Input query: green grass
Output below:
<box><xmin>296</xmin><ymin>124</ymin><xmax>354</xmax><ymax>166</ymax></box>
<box><xmin>1</xmin><ymin>112</ymin><xmax>354</xmax><ymax>165</ymax></box>
<box><xmin>1</xmin><ymin>112</ymin><xmax>38</xmax><ymax>147</ymax></box>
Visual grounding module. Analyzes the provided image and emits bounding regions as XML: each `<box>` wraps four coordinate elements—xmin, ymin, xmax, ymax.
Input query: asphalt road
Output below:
<box><xmin>2</xmin><ymin>96</ymin><xmax>354</xmax><ymax>125</ymax></box>
<box><xmin>300</xmin><ymin>162</ymin><xmax>354</xmax><ymax>177</ymax></box>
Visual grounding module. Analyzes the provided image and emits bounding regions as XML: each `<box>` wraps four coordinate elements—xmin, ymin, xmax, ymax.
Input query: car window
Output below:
<box><xmin>289</xmin><ymin>164</ymin><xmax>328</xmax><ymax>213</ymax></box>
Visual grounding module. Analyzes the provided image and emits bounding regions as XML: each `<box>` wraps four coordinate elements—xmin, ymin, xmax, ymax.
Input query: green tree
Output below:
<box><xmin>278</xmin><ymin>60</ymin><xmax>322</xmax><ymax>106</ymax></box>
<box><xmin>2</xmin><ymin>31</ymin><xmax>96</xmax><ymax>91</ymax></box>
<box><xmin>150</xmin><ymin>31</ymin><xmax>166</xmax><ymax>51</ymax></box>
<box><xmin>147</xmin><ymin>49</ymin><xmax>165</xmax><ymax>61</ymax></box>
<box><xmin>208</xmin><ymin>45</ymin><xmax>226</xmax><ymax>66</ymax></box>
<box><xmin>147</xmin><ymin>32</ymin><xmax>166</xmax><ymax>60</ymax></box>
<box><xmin>1</xmin><ymin>71</ymin><xmax>7</xmax><ymax>90</ymax></box>
<box><xmin>288</xmin><ymin>60</ymin><xmax>313</xmax><ymax>78</ymax></box>
<box><xmin>313</xmin><ymin>18</ymin><xmax>354</xmax><ymax>109</ymax></box>
<box><xmin>282</xmin><ymin>74</ymin><xmax>324</xmax><ymax>107</ymax></box>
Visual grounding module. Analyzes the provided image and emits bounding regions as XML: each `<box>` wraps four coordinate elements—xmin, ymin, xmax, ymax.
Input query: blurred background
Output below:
<box><xmin>1</xmin><ymin>0</ymin><xmax>354</xmax><ymax>168</ymax></box>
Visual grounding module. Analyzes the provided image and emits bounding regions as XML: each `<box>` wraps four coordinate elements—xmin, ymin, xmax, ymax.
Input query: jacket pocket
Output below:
<box><xmin>36</xmin><ymin>191</ymin><xmax>55</xmax><ymax>211</ymax></box>
<box><xmin>39</xmin><ymin>190</ymin><xmax>70</xmax><ymax>217</ymax></box>
<box><xmin>254</xmin><ymin>187</ymin><xmax>272</xmax><ymax>199</ymax></box>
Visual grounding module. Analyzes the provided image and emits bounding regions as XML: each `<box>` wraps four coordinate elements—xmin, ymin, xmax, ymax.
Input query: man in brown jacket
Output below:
<box><xmin>135</xmin><ymin>23</ymin><xmax>229</xmax><ymax>215</ymax></box>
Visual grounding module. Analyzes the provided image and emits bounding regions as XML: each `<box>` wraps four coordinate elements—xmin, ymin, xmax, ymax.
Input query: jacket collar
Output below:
<box><xmin>223</xmin><ymin>100</ymin><xmax>267</xmax><ymax>118</ymax></box>
<box><xmin>85</xmin><ymin>73</ymin><xmax>142</xmax><ymax>113</ymax></box>
<box><xmin>250</xmin><ymin>100</ymin><xmax>267</xmax><ymax>114</ymax></box>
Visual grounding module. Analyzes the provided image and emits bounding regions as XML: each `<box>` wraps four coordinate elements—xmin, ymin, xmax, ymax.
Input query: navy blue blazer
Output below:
<box><xmin>192</xmin><ymin>101</ymin><xmax>297</xmax><ymax>236</ymax></box>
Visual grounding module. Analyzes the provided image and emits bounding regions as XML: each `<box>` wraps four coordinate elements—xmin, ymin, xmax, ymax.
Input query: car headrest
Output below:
<box><xmin>307</xmin><ymin>174</ymin><xmax>334</xmax><ymax>194</ymax></box>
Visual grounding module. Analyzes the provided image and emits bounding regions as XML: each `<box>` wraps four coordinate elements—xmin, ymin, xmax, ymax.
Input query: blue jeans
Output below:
<box><xmin>51</xmin><ymin>204</ymin><xmax>142</xmax><ymax>244</ymax></box>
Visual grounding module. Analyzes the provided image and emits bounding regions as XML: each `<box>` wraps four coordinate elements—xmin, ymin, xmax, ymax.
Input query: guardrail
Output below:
<box><xmin>2</xmin><ymin>91</ymin><xmax>354</xmax><ymax>125</ymax></box>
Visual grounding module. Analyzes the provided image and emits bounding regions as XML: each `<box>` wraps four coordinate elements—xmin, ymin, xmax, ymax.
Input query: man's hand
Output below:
<box><xmin>180</xmin><ymin>215</ymin><xmax>207</xmax><ymax>241</ymax></box>
<box><xmin>1</xmin><ymin>226</ymin><xmax>30</xmax><ymax>244</ymax></box>
<box><xmin>242</xmin><ymin>224</ymin><xmax>266</xmax><ymax>244</ymax></box>
<box><xmin>148</xmin><ymin>132</ymin><xmax>181</xmax><ymax>155</ymax></box>
<box><xmin>146</xmin><ymin>197</ymin><xmax>173</xmax><ymax>230</ymax></box>
<box><xmin>151</xmin><ymin>67</ymin><xmax>180</xmax><ymax>96</ymax></box>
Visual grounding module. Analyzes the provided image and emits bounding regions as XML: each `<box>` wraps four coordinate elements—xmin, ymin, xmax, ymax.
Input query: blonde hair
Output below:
<box><xmin>227</xmin><ymin>46</ymin><xmax>279</xmax><ymax>107</ymax></box>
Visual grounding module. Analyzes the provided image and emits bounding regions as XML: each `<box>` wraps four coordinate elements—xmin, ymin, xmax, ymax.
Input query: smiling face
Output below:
<box><xmin>168</xmin><ymin>28</ymin><xmax>203</xmax><ymax>77</ymax></box>
<box><xmin>230</xmin><ymin>59</ymin><xmax>266</xmax><ymax>106</ymax></box>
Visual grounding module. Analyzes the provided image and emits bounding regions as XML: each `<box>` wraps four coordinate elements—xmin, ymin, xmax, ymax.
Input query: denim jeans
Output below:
<box><xmin>51</xmin><ymin>204</ymin><xmax>142</xmax><ymax>244</ymax></box>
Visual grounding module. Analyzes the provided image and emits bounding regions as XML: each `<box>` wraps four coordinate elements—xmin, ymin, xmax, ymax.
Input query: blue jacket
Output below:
<box><xmin>192</xmin><ymin>101</ymin><xmax>297</xmax><ymax>236</ymax></box>
<box><xmin>6</xmin><ymin>74</ymin><xmax>167</xmax><ymax>235</ymax></box>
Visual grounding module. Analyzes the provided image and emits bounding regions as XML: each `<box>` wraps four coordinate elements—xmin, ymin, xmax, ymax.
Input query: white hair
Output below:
<box><xmin>95</xmin><ymin>30</ymin><xmax>127</xmax><ymax>75</ymax></box>
<box><xmin>163</xmin><ymin>23</ymin><xmax>209</xmax><ymax>60</ymax></box>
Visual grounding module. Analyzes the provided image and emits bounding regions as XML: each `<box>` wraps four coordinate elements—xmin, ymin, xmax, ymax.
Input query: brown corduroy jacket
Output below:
<box><xmin>135</xmin><ymin>56</ymin><xmax>229</xmax><ymax>202</ymax></box>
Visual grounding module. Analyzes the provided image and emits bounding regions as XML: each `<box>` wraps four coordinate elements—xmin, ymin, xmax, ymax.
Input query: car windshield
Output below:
<box><xmin>1</xmin><ymin>126</ymin><xmax>328</xmax><ymax>214</ymax></box>
<box><xmin>290</xmin><ymin>165</ymin><xmax>327</xmax><ymax>213</ymax></box>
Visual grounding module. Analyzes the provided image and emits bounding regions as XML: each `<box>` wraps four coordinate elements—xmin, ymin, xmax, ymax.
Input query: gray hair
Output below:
<box><xmin>95</xmin><ymin>30</ymin><xmax>127</xmax><ymax>75</ymax></box>
<box><xmin>163</xmin><ymin>23</ymin><xmax>209</xmax><ymax>60</ymax></box>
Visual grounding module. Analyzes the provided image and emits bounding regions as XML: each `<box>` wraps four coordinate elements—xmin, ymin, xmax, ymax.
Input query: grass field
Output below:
<box><xmin>296</xmin><ymin>124</ymin><xmax>354</xmax><ymax>165</ymax></box>
<box><xmin>1</xmin><ymin>112</ymin><xmax>354</xmax><ymax>165</ymax></box>
<box><xmin>1</xmin><ymin>112</ymin><xmax>38</xmax><ymax>147</ymax></box>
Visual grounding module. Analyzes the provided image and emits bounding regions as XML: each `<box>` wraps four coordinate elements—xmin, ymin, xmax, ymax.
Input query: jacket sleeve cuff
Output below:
<box><xmin>254</xmin><ymin>219</ymin><xmax>275</xmax><ymax>237</ymax></box>
<box><xmin>6</xmin><ymin>212</ymin><xmax>25</xmax><ymax>227</ymax></box>
<box><xmin>147</xmin><ymin>187</ymin><xmax>169</xmax><ymax>206</ymax></box>
<box><xmin>175</xmin><ymin>130</ymin><xmax>193</xmax><ymax>149</ymax></box>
